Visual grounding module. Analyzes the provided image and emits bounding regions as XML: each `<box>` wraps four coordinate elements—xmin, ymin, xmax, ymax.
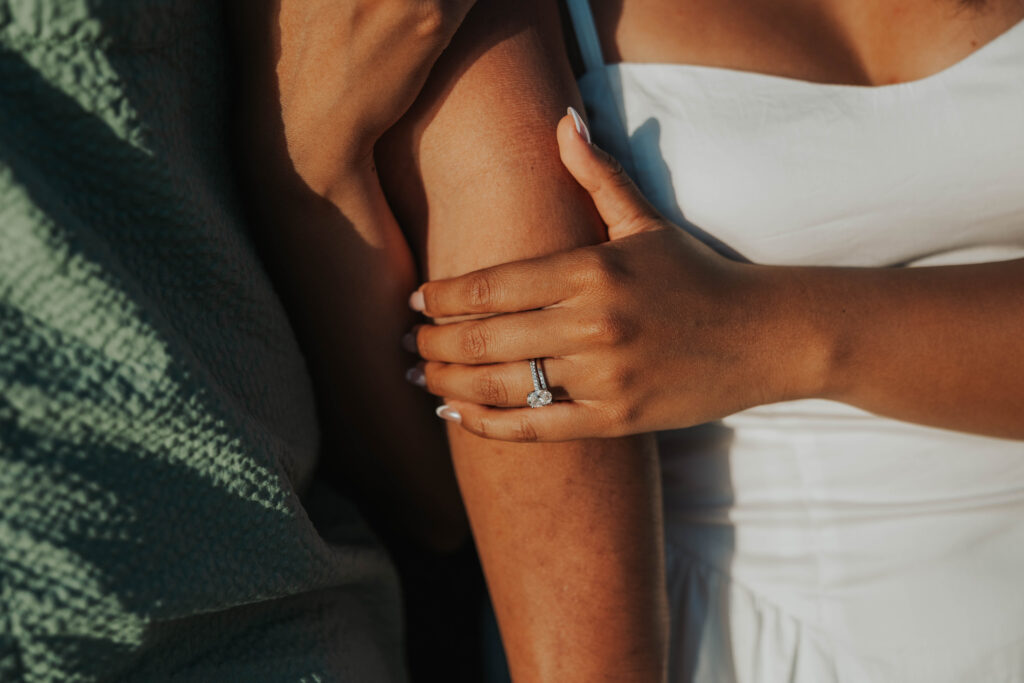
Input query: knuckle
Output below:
<box><xmin>473</xmin><ymin>372</ymin><xmax>509</xmax><ymax>406</ymax></box>
<box><xmin>589</xmin><ymin>257</ymin><xmax>618</xmax><ymax>289</ymax></box>
<box><xmin>575</xmin><ymin>249</ymin><xmax>626</xmax><ymax>291</ymax></box>
<box><xmin>457</xmin><ymin>322</ymin><xmax>490</xmax><ymax>361</ymax></box>
<box><xmin>512</xmin><ymin>416</ymin><xmax>539</xmax><ymax>443</ymax></box>
<box><xmin>603</xmin><ymin>313</ymin><xmax>629</xmax><ymax>343</ymax></box>
<box><xmin>581</xmin><ymin>312</ymin><xmax>631</xmax><ymax>345</ymax></box>
<box><xmin>573</xmin><ymin>249</ymin><xmax>605</xmax><ymax>276</ymax></box>
<box><xmin>464</xmin><ymin>272</ymin><xmax>497</xmax><ymax>310</ymax></box>
<box><xmin>604</xmin><ymin>400</ymin><xmax>642</xmax><ymax>432</ymax></box>
<box><xmin>601</xmin><ymin>362</ymin><xmax>634</xmax><ymax>392</ymax></box>
<box><xmin>604</xmin><ymin>156</ymin><xmax>632</xmax><ymax>189</ymax></box>
<box><xmin>421</xmin><ymin>284</ymin><xmax>442</xmax><ymax>316</ymax></box>
<box><xmin>412</xmin><ymin>2</ymin><xmax>447</xmax><ymax>39</ymax></box>
<box><xmin>470</xmin><ymin>413</ymin><xmax>490</xmax><ymax>439</ymax></box>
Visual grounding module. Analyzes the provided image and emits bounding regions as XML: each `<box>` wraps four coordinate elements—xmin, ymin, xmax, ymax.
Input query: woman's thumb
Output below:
<box><xmin>558</xmin><ymin>108</ymin><xmax>659</xmax><ymax>239</ymax></box>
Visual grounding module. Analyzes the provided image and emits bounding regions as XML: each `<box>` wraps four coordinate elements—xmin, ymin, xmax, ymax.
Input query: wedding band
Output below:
<box><xmin>527</xmin><ymin>358</ymin><xmax>554</xmax><ymax>408</ymax></box>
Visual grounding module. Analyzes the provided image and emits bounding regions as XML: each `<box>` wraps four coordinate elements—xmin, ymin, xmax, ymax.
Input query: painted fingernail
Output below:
<box><xmin>435</xmin><ymin>404</ymin><xmax>462</xmax><ymax>423</ymax></box>
<box><xmin>567</xmin><ymin>106</ymin><xmax>591</xmax><ymax>144</ymax></box>
<box><xmin>409</xmin><ymin>290</ymin><xmax>425</xmax><ymax>313</ymax></box>
<box><xmin>405</xmin><ymin>367</ymin><xmax>426</xmax><ymax>387</ymax></box>
<box><xmin>401</xmin><ymin>331</ymin><xmax>418</xmax><ymax>353</ymax></box>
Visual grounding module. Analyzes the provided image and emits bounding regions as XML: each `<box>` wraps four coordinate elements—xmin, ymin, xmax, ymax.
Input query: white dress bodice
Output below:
<box><xmin>565</xmin><ymin>1</ymin><xmax>1024</xmax><ymax>681</ymax></box>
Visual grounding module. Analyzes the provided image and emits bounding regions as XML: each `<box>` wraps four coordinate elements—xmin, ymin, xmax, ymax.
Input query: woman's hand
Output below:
<box><xmin>233</xmin><ymin>0</ymin><xmax>476</xmax><ymax>197</ymax></box>
<box><xmin>406</xmin><ymin>110</ymin><xmax>827</xmax><ymax>441</ymax></box>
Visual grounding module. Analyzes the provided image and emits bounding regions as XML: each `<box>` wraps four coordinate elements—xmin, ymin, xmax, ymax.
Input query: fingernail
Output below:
<box><xmin>409</xmin><ymin>290</ymin><xmax>425</xmax><ymax>313</ymax></box>
<box><xmin>435</xmin><ymin>404</ymin><xmax>462</xmax><ymax>423</ymax></box>
<box><xmin>401</xmin><ymin>331</ymin><xmax>418</xmax><ymax>353</ymax></box>
<box><xmin>567</xmin><ymin>106</ymin><xmax>591</xmax><ymax>144</ymax></box>
<box><xmin>405</xmin><ymin>367</ymin><xmax>426</xmax><ymax>387</ymax></box>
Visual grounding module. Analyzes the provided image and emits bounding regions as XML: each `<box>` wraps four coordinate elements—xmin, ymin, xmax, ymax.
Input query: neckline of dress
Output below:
<box><xmin>595</xmin><ymin>15</ymin><xmax>1024</xmax><ymax>92</ymax></box>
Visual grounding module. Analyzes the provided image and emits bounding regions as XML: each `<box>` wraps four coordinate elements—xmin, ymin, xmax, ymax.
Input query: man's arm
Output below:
<box><xmin>378</xmin><ymin>2</ymin><xmax>669</xmax><ymax>679</ymax></box>
<box><xmin>227</xmin><ymin>0</ymin><xmax>468</xmax><ymax>551</ymax></box>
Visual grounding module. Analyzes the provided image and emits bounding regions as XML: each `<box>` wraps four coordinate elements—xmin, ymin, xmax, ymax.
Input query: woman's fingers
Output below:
<box><xmin>438</xmin><ymin>400</ymin><xmax>612</xmax><ymax>442</ymax></box>
<box><xmin>557</xmin><ymin>111</ymin><xmax>661</xmax><ymax>240</ymax></box>
<box><xmin>412</xmin><ymin>250</ymin><xmax>581</xmax><ymax>318</ymax></box>
<box><xmin>408</xmin><ymin>116</ymin><xmax>661</xmax><ymax>319</ymax></box>
<box><xmin>418</xmin><ymin>358</ymin><xmax>585</xmax><ymax>407</ymax></box>
<box><xmin>412</xmin><ymin>308</ymin><xmax>580</xmax><ymax>364</ymax></box>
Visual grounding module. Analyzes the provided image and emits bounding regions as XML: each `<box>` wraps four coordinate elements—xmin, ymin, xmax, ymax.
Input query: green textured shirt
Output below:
<box><xmin>0</xmin><ymin>1</ymin><xmax>405</xmax><ymax>680</ymax></box>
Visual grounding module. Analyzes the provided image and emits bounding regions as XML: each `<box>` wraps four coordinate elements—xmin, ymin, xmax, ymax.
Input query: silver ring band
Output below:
<box><xmin>527</xmin><ymin>358</ymin><xmax>553</xmax><ymax>408</ymax></box>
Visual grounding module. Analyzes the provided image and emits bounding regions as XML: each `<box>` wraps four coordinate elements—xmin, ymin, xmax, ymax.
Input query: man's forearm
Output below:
<box><xmin>275</xmin><ymin>171</ymin><xmax>467</xmax><ymax>548</ymax></box>
<box><xmin>228</xmin><ymin>1</ymin><xmax>466</xmax><ymax>548</ymax></box>
<box><xmin>240</xmin><ymin>159</ymin><xmax>466</xmax><ymax>549</ymax></box>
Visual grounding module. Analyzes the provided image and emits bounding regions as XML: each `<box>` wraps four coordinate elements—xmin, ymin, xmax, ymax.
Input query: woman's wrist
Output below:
<box><xmin>747</xmin><ymin>262</ymin><xmax>840</xmax><ymax>406</ymax></box>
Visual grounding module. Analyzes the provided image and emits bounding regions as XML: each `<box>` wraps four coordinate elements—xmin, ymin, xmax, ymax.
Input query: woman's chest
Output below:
<box><xmin>589</xmin><ymin>0</ymin><xmax>1024</xmax><ymax>87</ymax></box>
<box><xmin>581</xmin><ymin>60</ymin><xmax>1024</xmax><ymax>267</ymax></box>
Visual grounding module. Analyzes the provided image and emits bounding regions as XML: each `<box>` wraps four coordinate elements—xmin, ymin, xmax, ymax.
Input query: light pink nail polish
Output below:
<box><xmin>409</xmin><ymin>290</ymin><xmax>425</xmax><ymax>313</ymax></box>
<box><xmin>435</xmin><ymin>405</ymin><xmax>462</xmax><ymax>423</ymax></box>
<box><xmin>567</xmin><ymin>106</ymin><xmax>592</xmax><ymax>144</ymax></box>
<box><xmin>401</xmin><ymin>332</ymin><xmax>418</xmax><ymax>353</ymax></box>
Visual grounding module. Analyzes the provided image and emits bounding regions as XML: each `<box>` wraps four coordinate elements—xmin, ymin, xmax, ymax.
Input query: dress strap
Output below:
<box><xmin>565</xmin><ymin>0</ymin><xmax>605</xmax><ymax>73</ymax></box>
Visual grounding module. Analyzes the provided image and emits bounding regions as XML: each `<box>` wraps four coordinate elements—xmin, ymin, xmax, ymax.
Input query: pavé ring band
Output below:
<box><xmin>527</xmin><ymin>359</ymin><xmax>554</xmax><ymax>408</ymax></box>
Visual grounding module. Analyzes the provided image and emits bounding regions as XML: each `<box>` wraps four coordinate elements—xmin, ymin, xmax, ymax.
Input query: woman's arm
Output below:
<box><xmin>407</xmin><ymin>124</ymin><xmax>1024</xmax><ymax>441</ymax></box>
<box><xmin>766</xmin><ymin>256</ymin><xmax>1024</xmax><ymax>439</ymax></box>
<box><xmin>377</xmin><ymin>1</ymin><xmax>669</xmax><ymax>680</ymax></box>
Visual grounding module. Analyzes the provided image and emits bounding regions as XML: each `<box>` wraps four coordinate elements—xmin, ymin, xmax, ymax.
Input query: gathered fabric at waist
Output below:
<box><xmin>660</xmin><ymin>400</ymin><xmax>1024</xmax><ymax>525</ymax></box>
<box><xmin>657</xmin><ymin>407</ymin><xmax>1024</xmax><ymax>675</ymax></box>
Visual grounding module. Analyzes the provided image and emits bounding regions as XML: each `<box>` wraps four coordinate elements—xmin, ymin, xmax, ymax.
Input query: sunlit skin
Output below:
<box><xmin>377</xmin><ymin>2</ymin><xmax>669</xmax><ymax>679</ymax></box>
<box><xmin>408</xmin><ymin>0</ymin><xmax>1024</xmax><ymax>443</ymax></box>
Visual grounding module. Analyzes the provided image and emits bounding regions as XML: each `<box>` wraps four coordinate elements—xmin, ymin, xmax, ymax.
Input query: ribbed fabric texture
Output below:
<box><xmin>0</xmin><ymin>1</ymin><xmax>405</xmax><ymax>680</ymax></box>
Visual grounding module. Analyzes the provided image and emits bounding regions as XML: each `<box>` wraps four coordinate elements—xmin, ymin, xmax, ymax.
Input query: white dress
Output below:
<box><xmin>564</xmin><ymin>2</ymin><xmax>1024</xmax><ymax>681</ymax></box>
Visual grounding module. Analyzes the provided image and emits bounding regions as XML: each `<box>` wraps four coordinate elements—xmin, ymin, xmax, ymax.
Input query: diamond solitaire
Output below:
<box><xmin>527</xmin><ymin>388</ymin><xmax>553</xmax><ymax>408</ymax></box>
<box><xmin>527</xmin><ymin>359</ymin><xmax>553</xmax><ymax>408</ymax></box>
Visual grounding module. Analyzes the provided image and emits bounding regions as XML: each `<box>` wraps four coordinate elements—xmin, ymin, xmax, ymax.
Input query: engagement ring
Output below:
<box><xmin>527</xmin><ymin>358</ymin><xmax>553</xmax><ymax>408</ymax></box>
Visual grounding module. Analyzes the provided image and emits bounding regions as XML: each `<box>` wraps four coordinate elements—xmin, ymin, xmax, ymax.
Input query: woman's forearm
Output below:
<box><xmin>768</xmin><ymin>257</ymin><xmax>1024</xmax><ymax>439</ymax></box>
